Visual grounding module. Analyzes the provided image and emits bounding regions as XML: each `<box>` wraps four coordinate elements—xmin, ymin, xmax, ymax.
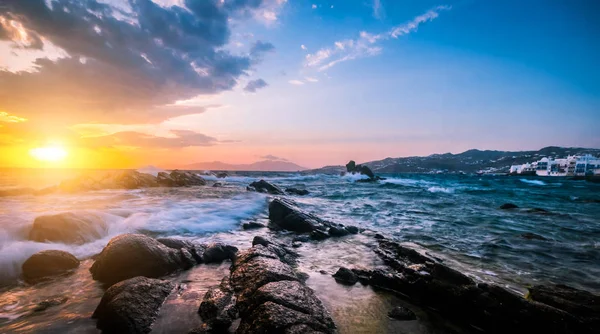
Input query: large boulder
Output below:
<box><xmin>198</xmin><ymin>277</ymin><xmax>238</xmax><ymax>330</ymax></box>
<box><xmin>202</xmin><ymin>243</ymin><xmax>238</xmax><ymax>264</ymax></box>
<box><xmin>529</xmin><ymin>284</ymin><xmax>600</xmax><ymax>328</ymax></box>
<box><xmin>157</xmin><ymin>170</ymin><xmax>206</xmax><ymax>187</ymax></box>
<box><xmin>156</xmin><ymin>237</ymin><xmax>205</xmax><ymax>264</ymax></box>
<box><xmin>60</xmin><ymin>170</ymin><xmax>159</xmax><ymax>192</ymax></box>
<box><xmin>90</xmin><ymin>234</ymin><xmax>189</xmax><ymax>286</ymax></box>
<box><xmin>345</xmin><ymin>160</ymin><xmax>375</xmax><ymax>179</ymax></box>
<box><xmin>268</xmin><ymin>198</ymin><xmax>330</xmax><ymax>233</ymax></box>
<box><xmin>29</xmin><ymin>212</ymin><xmax>108</xmax><ymax>244</ymax></box>
<box><xmin>92</xmin><ymin>277</ymin><xmax>174</xmax><ymax>334</ymax></box>
<box><xmin>247</xmin><ymin>180</ymin><xmax>285</xmax><ymax>195</ymax></box>
<box><xmin>285</xmin><ymin>188</ymin><xmax>310</xmax><ymax>196</ymax></box>
<box><xmin>22</xmin><ymin>250</ymin><xmax>80</xmax><ymax>283</ymax></box>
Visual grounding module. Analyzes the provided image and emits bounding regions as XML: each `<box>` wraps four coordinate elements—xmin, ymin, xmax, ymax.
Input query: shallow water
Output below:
<box><xmin>1</xmin><ymin>168</ymin><xmax>599</xmax><ymax>332</ymax></box>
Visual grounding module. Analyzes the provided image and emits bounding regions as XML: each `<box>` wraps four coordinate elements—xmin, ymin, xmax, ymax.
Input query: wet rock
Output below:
<box><xmin>60</xmin><ymin>170</ymin><xmax>159</xmax><ymax>192</ymax></box>
<box><xmin>248</xmin><ymin>180</ymin><xmax>284</xmax><ymax>195</ymax></box>
<box><xmin>500</xmin><ymin>203</ymin><xmax>519</xmax><ymax>209</ymax></box>
<box><xmin>237</xmin><ymin>301</ymin><xmax>334</xmax><ymax>334</ymax></box>
<box><xmin>346</xmin><ymin>160</ymin><xmax>376</xmax><ymax>179</ymax></box>
<box><xmin>252</xmin><ymin>236</ymin><xmax>271</xmax><ymax>247</ymax></box>
<box><xmin>202</xmin><ymin>243</ymin><xmax>238</xmax><ymax>264</ymax></box>
<box><xmin>285</xmin><ymin>188</ymin><xmax>309</xmax><ymax>196</ymax></box>
<box><xmin>388</xmin><ymin>306</ymin><xmax>416</xmax><ymax>321</ymax></box>
<box><xmin>212</xmin><ymin>182</ymin><xmax>223</xmax><ymax>188</ymax></box>
<box><xmin>332</xmin><ymin>267</ymin><xmax>358</xmax><ymax>285</ymax></box>
<box><xmin>92</xmin><ymin>277</ymin><xmax>174</xmax><ymax>334</ymax></box>
<box><xmin>345</xmin><ymin>225</ymin><xmax>359</xmax><ymax>234</ymax></box>
<box><xmin>231</xmin><ymin>253</ymin><xmax>299</xmax><ymax>299</ymax></box>
<box><xmin>22</xmin><ymin>250</ymin><xmax>80</xmax><ymax>283</ymax></box>
<box><xmin>156</xmin><ymin>237</ymin><xmax>205</xmax><ymax>264</ymax></box>
<box><xmin>529</xmin><ymin>284</ymin><xmax>600</xmax><ymax>325</ymax></box>
<box><xmin>269</xmin><ymin>198</ymin><xmax>330</xmax><ymax>233</ymax></box>
<box><xmin>292</xmin><ymin>241</ymin><xmax>302</xmax><ymax>248</ymax></box>
<box><xmin>33</xmin><ymin>297</ymin><xmax>69</xmax><ymax>312</ymax></box>
<box><xmin>157</xmin><ymin>170</ymin><xmax>206</xmax><ymax>187</ymax></box>
<box><xmin>374</xmin><ymin>233</ymin><xmax>385</xmax><ymax>239</ymax></box>
<box><xmin>29</xmin><ymin>212</ymin><xmax>107</xmax><ymax>244</ymax></box>
<box><xmin>521</xmin><ymin>232</ymin><xmax>549</xmax><ymax>241</ymax></box>
<box><xmin>242</xmin><ymin>222</ymin><xmax>265</xmax><ymax>230</ymax></box>
<box><xmin>216</xmin><ymin>172</ymin><xmax>228</xmax><ymax>178</ymax></box>
<box><xmin>310</xmin><ymin>230</ymin><xmax>329</xmax><ymax>241</ymax></box>
<box><xmin>198</xmin><ymin>278</ymin><xmax>238</xmax><ymax>329</ymax></box>
<box><xmin>293</xmin><ymin>235</ymin><xmax>311</xmax><ymax>243</ymax></box>
<box><xmin>90</xmin><ymin>234</ymin><xmax>187</xmax><ymax>286</ymax></box>
<box><xmin>328</xmin><ymin>226</ymin><xmax>350</xmax><ymax>237</ymax></box>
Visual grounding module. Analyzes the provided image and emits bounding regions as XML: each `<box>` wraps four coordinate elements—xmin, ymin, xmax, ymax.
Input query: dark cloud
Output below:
<box><xmin>83</xmin><ymin>130</ymin><xmax>218</xmax><ymax>149</ymax></box>
<box><xmin>244</xmin><ymin>78</ymin><xmax>268</xmax><ymax>93</ymax></box>
<box><xmin>259</xmin><ymin>154</ymin><xmax>288</xmax><ymax>161</ymax></box>
<box><xmin>250</xmin><ymin>40</ymin><xmax>275</xmax><ymax>58</ymax></box>
<box><xmin>0</xmin><ymin>0</ymin><xmax>277</xmax><ymax>124</ymax></box>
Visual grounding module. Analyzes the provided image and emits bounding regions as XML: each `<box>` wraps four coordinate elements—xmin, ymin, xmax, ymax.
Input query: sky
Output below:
<box><xmin>0</xmin><ymin>0</ymin><xmax>599</xmax><ymax>169</ymax></box>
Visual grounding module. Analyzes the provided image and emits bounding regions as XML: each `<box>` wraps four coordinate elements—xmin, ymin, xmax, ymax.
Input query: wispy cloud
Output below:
<box><xmin>304</xmin><ymin>6</ymin><xmax>450</xmax><ymax>71</ymax></box>
<box><xmin>305</xmin><ymin>77</ymin><xmax>319</xmax><ymax>82</ymax></box>
<box><xmin>372</xmin><ymin>0</ymin><xmax>385</xmax><ymax>19</ymax></box>
<box><xmin>312</xmin><ymin>4</ymin><xmax>317</xmax><ymax>9</ymax></box>
<box><xmin>259</xmin><ymin>154</ymin><xmax>288</xmax><ymax>161</ymax></box>
<box><xmin>289</xmin><ymin>80</ymin><xmax>304</xmax><ymax>85</ymax></box>
<box><xmin>0</xmin><ymin>111</ymin><xmax>27</xmax><ymax>123</ymax></box>
<box><xmin>244</xmin><ymin>79</ymin><xmax>269</xmax><ymax>93</ymax></box>
<box><xmin>301</xmin><ymin>44</ymin><xmax>307</xmax><ymax>50</ymax></box>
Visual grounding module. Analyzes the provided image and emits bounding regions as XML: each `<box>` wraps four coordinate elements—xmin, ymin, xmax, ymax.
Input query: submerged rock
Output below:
<box><xmin>285</xmin><ymin>188</ymin><xmax>310</xmax><ymax>196</ymax></box>
<box><xmin>520</xmin><ymin>232</ymin><xmax>549</xmax><ymax>241</ymax></box>
<box><xmin>92</xmin><ymin>276</ymin><xmax>174</xmax><ymax>334</ymax></box>
<box><xmin>216</xmin><ymin>172</ymin><xmax>228</xmax><ymax>178</ymax></box>
<box><xmin>90</xmin><ymin>234</ymin><xmax>188</xmax><ymax>286</ymax></box>
<box><xmin>500</xmin><ymin>203</ymin><xmax>519</xmax><ymax>209</ymax></box>
<box><xmin>28</xmin><ymin>212</ymin><xmax>107</xmax><ymax>244</ymax></box>
<box><xmin>247</xmin><ymin>180</ymin><xmax>285</xmax><ymax>195</ymax></box>
<box><xmin>22</xmin><ymin>250</ymin><xmax>80</xmax><ymax>283</ymax></box>
<box><xmin>332</xmin><ymin>267</ymin><xmax>358</xmax><ymax>285</ymax></box>
<box><xmin>33</xmin><ymin>297</ymin><xmax>69</xmax><ymax>312</ymax></box>
<box><xmin>242</xmin><ymin>222</ymin><xmax>266</xmax><ymax>230</ymax></box>
<box><xmin>388</xmin><ymin>306</ymin><xmax>416</xmax><ymax>321</ymax></box>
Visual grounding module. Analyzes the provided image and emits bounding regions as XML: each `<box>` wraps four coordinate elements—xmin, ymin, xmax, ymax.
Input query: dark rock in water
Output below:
<box><xmin>529</xmin><ymin>284</ymin><xmax>600</xmax><ymax>325</ymax></box>
<box><xmin>310</xmin><ymin>230</ymin><xmax>329</xmax><ymax>241</ymax></box>
<box><xmin>526</xmin><ymin>207</ymin><xmax>551</xmax><ymax>214</ymax></box>
<box><xmin>202</xmin><ymin>243</ymin><xmax>238</xmax><ymax>264</ymax></box>
<box><xmin>346</xmin><ymin>160</ymin><xmax>375</xmax><ymax>179</ymax></box>
<box><xmin>22</xmin><ymin>250</ymin><xmax>80</xmax><ymax>284</ymax></box>
<box><xmin>29</xmin><ymin>212</ymin><xmax>107</xmax><ymax>245</ymax></box>
<box><xmin>388</xmin><ymin>306</ymin><xmax>416</xmax><ymax>321</ymax></box>
<box><xmin>252</xmin><ymin>236</ymin><xmax>270</xmax><ymax>247</ymax></box>
<box><xmin>212</xmin><ymin>182</ymin><xmax>223</xmax><ymax>188</ymax></box>
<box><xmin>90</xmin><ymin>234</ymin><xmax>188</xmax><ymax>286</ymax></box>
<box><xmin>500</xmin><ymin>203</ymin><xmax>519</xmax><ymax>209</ymax></box>
<box><xmin>33</xmin><ymin>297</ymin><xmax>69</xmax><ymax>312</ymax></box>
<box><xmin>157</xmin><ymin>170</ymin><xmax>207</xmax><ymax>187</ymax></box>
<box><xmin>216</xmin><ymin>172</ymin><xmax>228</xmax><ymax>178</ymax></box>
<box><xmin>242</xmin><ymin>222</ymin><xmax>265</xmax><ymax>230</ymax></box>
<box><xmin>345</xmin><ymin>225</ymin><xmax>359</xmax><ymax>234</ymax></box>
<box><xmin>285</xmin><ymin>187</ymin><xmax>309</xmax><ymax>196</ymax></box>
<box><xmin>60</xmin><ymin>170</ymin><xmax>159</xmax><ymax>192</ymax></box>
<box><xmin>345</xmin><ymin>160</ymin><xmax>356</xmax><ymax>172</ymax></box>
<box><xmin>292</xmin><ymin>241</ymin><xmax>302</xmax><ymax>248</ymax></box>
<box><xmin>156</xmin><ymin>237</ymin><xmax>205</xmax><ymax>264</ymax></box>
<box><xmin>521</xmin><ymin>232</ymin><xmax>549</xmax><ymax>241</ymax></box>
<box><xmin>328</xmin><ymin>226</ymin><xmax>350</xmax><ymax>237</ymax></box>
<box><xmin>92</xmin><ymin>276</ymin><xmax>174</xmax><ymax>334</ymax></box>
<box><xmin>249</xmin><ymin>238</ymin><xmax>298</xmax><ymax>266</ymax></box>
<box><xmin>198</xmin><ymin>277</ymin><xmax>238</xmax><ymax>330</ymax></box>
<box><xmin>332</xmin><ymin>267</ymin><xmax>358</xmax><ymax>285</ymax></box>
<box><xmin>293</xmin><ymin>235</ymin><xmax>311</xmax><ymax>243</ymax></box>
<box><xmin>374</xmin><ymin>233</ymin><xmax>385</xmax><ymax>239</ymax></box>
<box><xmin>248</xmin><ymin>180</ymin><xmax>284</xmax><ymax>195</ymax></box>
<box><xmin>269</xmin><ymin>198</ymin><xmax>330</xmax><ymax>233</ymax></box>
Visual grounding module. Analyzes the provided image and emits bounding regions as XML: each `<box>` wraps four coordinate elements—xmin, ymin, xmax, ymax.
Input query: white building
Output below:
<box><xmin>510</xmin><ymin>154</ymin><xmax>600</xmax><ymax>177</ymax></box>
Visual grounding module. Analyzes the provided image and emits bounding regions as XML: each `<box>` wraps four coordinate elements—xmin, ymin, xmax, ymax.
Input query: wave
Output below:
<box><xmin>520</xmin><ymin>179</ymin><xmax>546</xmax><ymax>186</ymax></box>
<box><xmin>427</xmin><ymin>186</ymin><xmax>454</xmax><ymax>194</ymax></box>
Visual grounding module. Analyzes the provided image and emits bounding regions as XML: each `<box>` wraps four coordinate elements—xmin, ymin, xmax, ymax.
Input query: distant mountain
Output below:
<box><xmin>310</xmin><ymin>146</ymin><xmax>600</xmax><ymax>174</ymax></box>
<box><xmin>183</xmin><ymin>159</ymin><xmax>307</xmax><ymax>172</ymax></box>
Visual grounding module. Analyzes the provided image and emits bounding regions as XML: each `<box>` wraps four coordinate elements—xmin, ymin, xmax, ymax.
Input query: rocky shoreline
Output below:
<box><xmin>2</xmin><ymin>174</ymin><xmax>599</xmax><ymax>333</ymax></box>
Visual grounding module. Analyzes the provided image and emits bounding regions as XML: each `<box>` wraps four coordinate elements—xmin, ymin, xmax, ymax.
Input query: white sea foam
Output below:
<box><xmin>341</xmin><ymin>173</ymin><xmax>370</xmax><ymax>181</ymax></box>
<box><xmin>520</xmin><ymin>179</ymin><xmax>546</xmax><ymax>186</ymax></box>
<box><xmin>427</xmin><ymin>186</ymin><xmax>454</xmax><ymax>194</ymax></box>
<box><xmin>137</xmin><ymin>166</ymin><xmax>165</xmax><ymax>177</ymax></box>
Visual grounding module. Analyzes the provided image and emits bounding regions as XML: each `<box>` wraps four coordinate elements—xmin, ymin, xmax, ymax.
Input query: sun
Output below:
<box><xmin>29</xmin><ymin>146</ymin><xmax>68</xmax><ymax>162</ymax></box>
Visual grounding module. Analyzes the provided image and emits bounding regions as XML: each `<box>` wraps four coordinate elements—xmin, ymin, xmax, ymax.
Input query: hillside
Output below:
<box><xmin>310</xmin><ymin>147</ymin><xmax>600</xmax><ymax>174</ymax></box>
<box><xmin>184</xmin><ymin>160</ymin><xmax>307</xmax><ymax>172</ymax></box>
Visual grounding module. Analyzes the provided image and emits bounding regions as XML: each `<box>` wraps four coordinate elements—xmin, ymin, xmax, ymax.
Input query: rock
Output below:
<box><xmin>374</xmin><ymin>233</ymin><xmax>385</xmax><ymax>239</ymax></box>
<box><xmin>90</xmin><ymin>234</ymin><xmax>188</xmax><ymax>286</ymax></box>
<box><xmin>212</xmin><ymin>182</ymin><xmax>223</xmax><ymax>188</ymax></box>
<box><xmin>33</xmin><ymin>297</ymin><xmax>69</xmax><ymax>312</ymax></box>
<box><xmin>345</xmin><ymin>160</ymin><xmax>375</xmax><ymax>179</ymax></box>
<box><xmin>521</xmin><ymin>232</ymin><xmax>549</xmax><ymax>241</ymax></box>
<box><xmin>242</xmin><ymin>222</ymin><xmax>265</xmax><ymax>230</ymax></box>
<box><xmin>500</xmin><ymin>203</ymin><xmax>519</xmax><ymax>209</ymax></box>
<box><xmin>345</xmin><ymin>226</ymin><xmax>359</xmax><ymax>234</ymax></box>
<box><xmin>60</xmin><ymin>170</ymin><xmax>159</xmax><ymax>192</ymax></box>
<box><xmin>269</xmin><ymin>198</ymin><xmax>330</xmax><ymax>233</ymax></box>
<box><xmin>198</xmin><ymin>278</ymin><xmax>238</xmax><ymax>329</ymax></box>
<box><xmin>248</xmin><ymin>180</ymin><xmax>285</xmax><ymax>195</ymax></box>
<box><xmin>237</xmin><ymin>301</ymin><xmax>335</xmax><ymax>334</ymax></box>
<box><xmin>328</xmin><ymin>226</ymin><xmax>350</xmax><ymax>237</ymax></box>
<box><xmin>252</xmin><ymin>236</ymin><xmax>271</xmax><ymax>247</ymax></box>
<box><xmin>231</xmin><ymin>251</ymin><xmax>299</xmax><ymax>299</ymax></box>
<box><xmin>388</xmin><ymin>306</ymin><xmax>416</xmax><ymax>321</ymax></box>
<box><xmin>285</xmin><ymin>188</ymin><xmax>310</xmax><ymax>196</ymax></box>
<box><xmin>292</xmin><ymin>241</ymin><xmax>302</xmax><ymax>248</ymax></box>
<box><xmin>332</xmin><ymin>267</ymin><xmax>358</xmax><ymax>285</ymax></box>
<box><xmin>28</xmin><ymin>212</ymin><xmax>107</xmax><ymax>244</ymax></box>
<box><xmin>526</xmin><ymin>207</ymin><xmax>551</xmax><ymax>214</ymax></box>
<box><xmin>92</xmin><ymin>277</ymin><xmax>174</xmax><ymax>334</ymax></box>
<box><xmin>156</xmin><ymin>237</ymin><xmax>205</xmax><ymax>264</ymax></box>
<box><xmin>202</xmin><ymin>243</ymin><xmax>238</xmax><ymax>264</ymax></box>
<box><xmin>158</xmin><ymin>170</ymin><xmax>206</xmax><ymax>187</ymax></box>
<box><xmin>22</xmin><ymin>250</ymin><xmax>80</xmax><ymax>283</ymax></box>
<box><xmin>529</xmin><ymin>284</ymin><xmax>600</xmax><ymax>322</ymax></box>
<box><xmin>310</xmin><ymin>230</ymin><xmax>329</xmax><ymax>241</ymax></box>
<box><xmin>216</xmin><ymin>172</ymin><xmax>228</xmax><ymax>178</ymax></box>
<box><xmin>345</xmin><ymin>160</ymin><xmax>356</xmax><ymax>172</ymax></box>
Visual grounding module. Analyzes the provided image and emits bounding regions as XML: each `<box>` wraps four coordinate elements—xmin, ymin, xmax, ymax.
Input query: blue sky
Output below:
<box><xmin>0</xmin><ymin>0</ymin><xmax>599</xmax><ymax>168</ymax></box>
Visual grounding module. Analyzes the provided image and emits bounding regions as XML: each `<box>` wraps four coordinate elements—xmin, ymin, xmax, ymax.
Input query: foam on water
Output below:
<box><xmin>427</xmin><ymin>186</ymin><xmax>454</xmax><ymax>194</ymax></box>
<box><xmin>520</xmin><ymin>179</ymin><xmax>546</xmax><ymax>186</ymax></box>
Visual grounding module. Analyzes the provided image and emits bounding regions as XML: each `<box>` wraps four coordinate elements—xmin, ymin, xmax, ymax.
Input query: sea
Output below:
<box><xmin>0</xmin><ymin>168</ymin><xmax>599</xmax><ymax>333</ymax></box>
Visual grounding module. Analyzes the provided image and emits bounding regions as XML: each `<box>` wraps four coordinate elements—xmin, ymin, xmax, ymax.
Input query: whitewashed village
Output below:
<box><xmin>509</xmin><ymin>154</ymin><xmax>600</xmax><ymax>177</ymax></box>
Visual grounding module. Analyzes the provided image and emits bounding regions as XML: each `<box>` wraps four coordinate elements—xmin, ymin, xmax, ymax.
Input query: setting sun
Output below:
<box><xmin>29</xmin><ymin>146</ymin><xmax>68</xmax><ymax>162</ymax></box>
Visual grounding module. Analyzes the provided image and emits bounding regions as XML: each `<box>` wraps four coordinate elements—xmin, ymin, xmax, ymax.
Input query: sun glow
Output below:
<box><xmin>29</xmin><ymin>146</ymin><xmax>68</xmax><ymax>162</ymax></box>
